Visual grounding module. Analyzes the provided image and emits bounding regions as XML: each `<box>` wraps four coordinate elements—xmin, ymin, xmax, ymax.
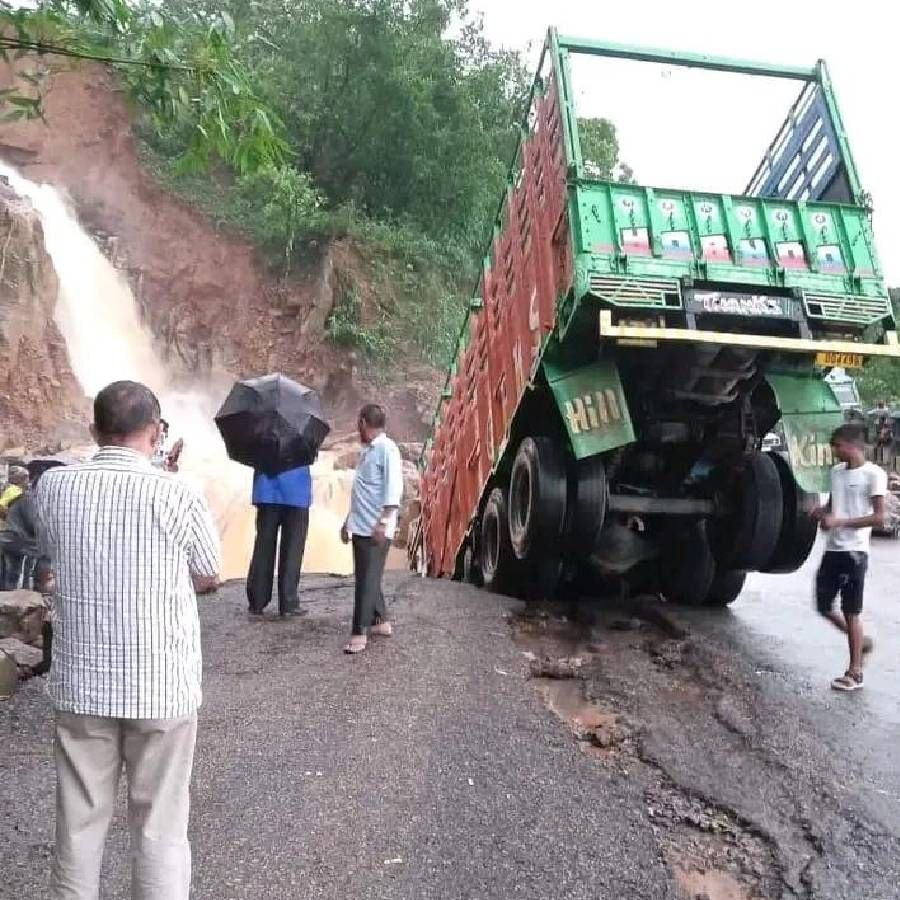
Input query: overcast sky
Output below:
<box><xmin>474</xmin><ymin>0</ymin><xmax>899</xmax><ymax>284</ymax></box>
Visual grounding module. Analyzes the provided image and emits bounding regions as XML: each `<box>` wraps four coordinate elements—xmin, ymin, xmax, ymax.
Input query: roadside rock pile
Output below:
<box><xmin>0</xmin><ymin>590</ymin><xmax>48</xmax><ymax>697</ymax></box>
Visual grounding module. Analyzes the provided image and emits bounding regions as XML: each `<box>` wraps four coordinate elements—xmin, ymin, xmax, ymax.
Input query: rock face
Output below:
<box><xmin>0</xmin><ymin>184</ymin><xmax>87</xmax><ymax>451</ymax></box>
<box><xmin>0</xmin><ymin>62</ymin><xmax>439</xmax><ymax>441</ymax></box>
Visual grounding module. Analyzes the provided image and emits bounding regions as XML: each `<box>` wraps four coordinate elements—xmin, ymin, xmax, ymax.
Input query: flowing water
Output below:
<box><xmin>0</xmin><ymin>161</ymin><xmax>355</xmax><ymax>578</ymax></box>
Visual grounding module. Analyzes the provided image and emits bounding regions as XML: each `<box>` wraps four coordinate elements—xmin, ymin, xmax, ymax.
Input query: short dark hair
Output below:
<box><xmin>359</xmin><ymin>403</ymin><xmax>386</xmax><ymax>429</ymax></box>
<box><xmin>94</xmin><ymin>381</ymin><xmax>161</xmax><ymax>437</ymax></box>
<box><xmin>831</xmin><ymin>422</ymin><xmax>865</xmax><ymax>447</ymax></box>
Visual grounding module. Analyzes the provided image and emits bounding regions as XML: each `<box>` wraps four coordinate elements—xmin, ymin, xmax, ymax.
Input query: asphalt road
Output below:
<box><xmin>2</xmin><ymin>549</ymin><xmax>900</xmax><ymax>899</ymax></box>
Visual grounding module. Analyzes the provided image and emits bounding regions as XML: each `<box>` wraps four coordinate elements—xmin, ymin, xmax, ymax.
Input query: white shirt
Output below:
<box><xmin>34</xmin><ymin>447</ymin><xmax>221</xmax><ymax>719</ymax></box>
<box><xmin>346</xmin><ymin>433</ymin><xmax>404</xmax><ymax>539</ymax></box>
<box><xmin>825</xmin><ymin>461</ymin><xmax>887</xmax><ymax>553</ymax></box>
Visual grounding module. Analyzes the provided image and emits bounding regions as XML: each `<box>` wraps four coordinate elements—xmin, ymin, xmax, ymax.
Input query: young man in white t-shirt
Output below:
<box><xmin>811</xmin><ymin>423</ymin><xmax>887</xmax><ymax>692</ymax></box>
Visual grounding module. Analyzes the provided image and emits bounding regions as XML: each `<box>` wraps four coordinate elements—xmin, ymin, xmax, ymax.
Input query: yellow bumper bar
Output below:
<box><xmin>598</xmin><ymin>310</ymin><xmax>900</xmax><ymax>358</ymax></box>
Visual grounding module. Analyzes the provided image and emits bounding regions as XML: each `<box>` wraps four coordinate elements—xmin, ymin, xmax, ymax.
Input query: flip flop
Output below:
<box><xmin>831</xmin><ymin>671</ymin><xmax>863</xmax><ymax>692</ymax></box>
<box><xmin>370</xmin><ymin>622</ymin><xmax>393</xmax><ymax>637</ymax></box>
<box><xmin>344</xmin><ymin>636</ymin><xmax>367</xmax><ymax>654</ymax></box>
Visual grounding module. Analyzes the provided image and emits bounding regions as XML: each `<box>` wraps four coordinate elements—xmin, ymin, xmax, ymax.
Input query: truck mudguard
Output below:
<box><xmin>544</xmin><ymin>359</ymin><xmax>635</xmax><ymax>458</ymax></box>
<box><xmin>766</xmin><ymin>373</ymin><xmax>843</xmax><ymax>493</ymax></box>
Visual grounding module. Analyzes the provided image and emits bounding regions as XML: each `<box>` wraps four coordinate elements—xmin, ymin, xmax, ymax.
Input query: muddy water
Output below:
<box><xmin>0</xmin><ymin>161</ymin><xmax>357</xmax><ymax>578</ymax></box>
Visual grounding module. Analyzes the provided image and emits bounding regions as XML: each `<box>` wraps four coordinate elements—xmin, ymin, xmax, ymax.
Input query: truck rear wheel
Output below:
<box><xmin>508</xmin><ymin>437</ymin><xmax>568</xmax><ymax>561</ymax></box>
<box><xmin>712</xmin><ymin>451</ymin><xmax>783</xmax><ymax>572</ymax></box>
<box><xmin>705</xmin><ymin>569</ymin><xmax>747</xmax><ymax>607</ymax></box>
<box><xmin>660</xmin><ymin>520</ymin><xmax>716</xmax><ymax>606</ymax></box>
<box><xmin>762</xmin><ymin>452</ymin><xmax>817</xmax><ymax>574</ymax></box>
<box><xmin>573</xmin><ymin>455</ymin><xmax>608</xmax><ymax>553</ymax></box>
<box><xmin>480</xmin><ymin>488</ymin><xmax>519</xmax><ymax>595</ymax></box>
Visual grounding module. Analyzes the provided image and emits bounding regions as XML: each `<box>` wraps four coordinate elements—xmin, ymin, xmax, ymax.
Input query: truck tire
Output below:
<box><xmin>660</xmin><ymin>520</ymin><xmax>716</xmax><ymax>606</ymax></box>
<box><xmin>573</xmin><ymin>455</ymin><xmax>608</xmax><ymax>553</ymax></box>
<box><xmin>712</xmin><ymin>451</ymin><xmax>783</xmax><ymax>572</ymax></box>
<box><xmin>705</xmin><ymin>569</ymin><xmax>747</xmax><ymax>607</ymax></box>
<box><xmin>480</xmin><ymin>488</ymin><xmax>519</xmax><ymax>595</ymax></box>
<box><xmin>462</xmin><ymin>543</ymin><xmax>483</xmax><ymax>587</ymax></box>
<box><xmin>508</xmin><ymin>437</ymin><xmax>568</xmax><ymax>561</ymax></box>
<box><xmin>762</xmin><ymin>452</ymin><xmax>818</xmax><ymax>574</ymax></box>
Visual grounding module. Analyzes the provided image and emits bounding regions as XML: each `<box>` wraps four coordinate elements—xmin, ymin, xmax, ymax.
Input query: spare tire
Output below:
<box><xmin>762</xmin><ymin>452</ymin><xmax>818</xmax><ymax>574</ymax></box>
<box><xmin>660</xmin><ymin>520</ymin><xmax>716</xmax><ymax>606</ymax></box>
<box><xmin>712</xmin><ymin>451</ymin><xmax>783</xmax><ymax>572</ymax></box>
<box><xmin>480</xmin><ymin>488</ymin><xmax>519</xmax><ymax>595</ymax></box>
<box><xmin>508</xmin><ymin>437</ymin><xmax>568</xmax><ymax>561</ymax></box>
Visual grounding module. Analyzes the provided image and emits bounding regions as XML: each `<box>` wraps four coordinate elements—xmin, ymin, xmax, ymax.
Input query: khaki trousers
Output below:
<box><xmin>51</xmin><ymin>711</ymin><xmax>198</xmax><ymax>900</ymax></box>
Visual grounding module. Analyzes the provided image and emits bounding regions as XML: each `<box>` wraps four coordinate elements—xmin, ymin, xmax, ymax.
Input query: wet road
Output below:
<box><xmin>3</xmin><ymin>555</ymin><xmax>900</xmax><ymax>899</ymax></box>
<box><xmin>739</xmin><ymin>535</ymin><xmax>900</xmax><ymax>725</ymax></box>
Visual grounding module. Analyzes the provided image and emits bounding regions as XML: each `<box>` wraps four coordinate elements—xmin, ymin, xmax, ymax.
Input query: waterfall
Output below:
<box><xmin>0</xmin><ymin>161</ymin><xmax>355</xmax><ymax>578</ymax></box>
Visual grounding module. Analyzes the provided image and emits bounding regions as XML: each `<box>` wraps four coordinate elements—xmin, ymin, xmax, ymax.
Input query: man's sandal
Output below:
<box><xmin>370</xmin><ymin>622</ymin><xmax>393</xmax><ymax>638</ymax></box>
<box><xmin>344</xmin><ymin>636</ymin><xmax>368</xmax><ymax>654</ymax></box>
<box><xmin>831</xmin><ymin>670</ymin><xmax>864</xmax><ymax>692</ymax></box>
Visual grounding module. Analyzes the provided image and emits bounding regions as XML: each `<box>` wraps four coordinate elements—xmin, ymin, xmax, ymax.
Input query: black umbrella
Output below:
<box><xmin>214</xmin><ymin>374</ymin><xmax>330</xmax><ymax>475</ymax></box>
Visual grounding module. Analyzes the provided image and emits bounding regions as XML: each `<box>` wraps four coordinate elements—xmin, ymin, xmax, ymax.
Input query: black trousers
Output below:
<box><xmin>247</xmin><ymin>505</ymin><xmax>309</xmax><ymax>613</ymax></box>
<box><xmin>352</xmin><ymin>536</ymin><xmax>390</xmax><ymax>635</ymax></box>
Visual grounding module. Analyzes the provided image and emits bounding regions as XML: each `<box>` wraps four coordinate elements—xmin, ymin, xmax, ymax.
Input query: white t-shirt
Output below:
<box><xmin>825</xmin><ymin>461</ymin><xmax>887</xmax><ymax>552</ymax></box>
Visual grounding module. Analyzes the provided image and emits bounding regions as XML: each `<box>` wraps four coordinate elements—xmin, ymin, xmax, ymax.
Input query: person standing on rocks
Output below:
<box><xmin>247</xmin><ymin>463</ymin><xmax>312</xmax><ymax>617</ymax></box>
<box><xmin>33</xmin><ymin>380</ymin><xmax>221</xmax><ymax>900</ymax></box>
<box><xmin>811</xmin><ymin>422</ymin><xmax>886</xmax><ymax>692</ymax></box>
<box><xmin>340</xmin><ymin>403</ymin><xmax>403</xmax><ymax>654</ymax></box>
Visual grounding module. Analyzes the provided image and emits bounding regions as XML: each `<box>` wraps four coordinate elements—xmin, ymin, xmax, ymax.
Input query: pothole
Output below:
<box><xmin>512</xmin><ymin>604</ymin><xmax>783</xmax><ymax>899</ymax></box>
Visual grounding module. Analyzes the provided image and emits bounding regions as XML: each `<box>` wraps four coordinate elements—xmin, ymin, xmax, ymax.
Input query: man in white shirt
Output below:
<box><xmin>340</xmin><ymin>403</ymin><xmax>403</xmax><ymax>654</ymax></box>
<box><xmin>812</xmin><ymin>423</ymin><xmax>886</xmax><ymax>693</ymax></box>
<box><xmin>34</xmin><ymin>380</ymin><xmax>221</xmax><ymax>899</ymax></box>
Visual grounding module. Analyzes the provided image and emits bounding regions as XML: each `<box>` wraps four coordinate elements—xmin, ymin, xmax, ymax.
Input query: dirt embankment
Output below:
<box><xmin>0</xmin><ymin>62</ymin><xmax>438</xmax><ymax>449</ymax></box>
<box><xmin>0</xmin><ymin>183</ymin><xmax>86</xmax><ymax>453</ymax></box>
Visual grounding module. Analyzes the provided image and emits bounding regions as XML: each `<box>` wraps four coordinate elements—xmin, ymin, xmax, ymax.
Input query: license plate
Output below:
<box><xmin>815</xmin><ymin>351</ymin><xmax>864</xmax><ymax>369</ymax></box>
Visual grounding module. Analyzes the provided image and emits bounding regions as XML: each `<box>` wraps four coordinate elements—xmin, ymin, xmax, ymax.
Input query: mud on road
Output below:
<box><xmin>515</xmin><ymin>593</ymin><xmax>900</xmax><ymax>900</ymax></box>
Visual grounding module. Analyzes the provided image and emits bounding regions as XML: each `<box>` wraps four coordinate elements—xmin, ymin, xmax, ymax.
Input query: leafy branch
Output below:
<box><xmin>0</xmin><ymin>0</ymin><xmax>288</xmax><ymax>172</ymax></box>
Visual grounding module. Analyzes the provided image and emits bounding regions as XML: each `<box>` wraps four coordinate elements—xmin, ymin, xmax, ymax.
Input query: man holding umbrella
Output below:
<box><xmin>247</xmin><ymin>464</ymin><xmax>311</xmax><ymax>617</ymax></box>
<box><xmin>215</xmin><ymin>373</ymin><xmax>331</xmax><ymax>617</ymax></box>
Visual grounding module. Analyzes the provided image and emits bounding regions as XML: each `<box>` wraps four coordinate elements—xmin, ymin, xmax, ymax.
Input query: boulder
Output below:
<box><xmin>0</xmin><ymin>590</ymin><xmax>47</xmax><ymax>644</ymax></box>
<box><xmin>0</xmin><ymin>649</ymin><xmax>17</xmax><ymax>699</ymax></box>
<box><xmin>0</xmin><ymin>637</ymin><xmax>43</xmax><ymax>675</ymax></box>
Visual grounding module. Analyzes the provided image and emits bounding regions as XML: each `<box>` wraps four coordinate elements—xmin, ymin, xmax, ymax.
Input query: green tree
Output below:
<box><xmin>857</xmin><ymin>289</ymin><xmax>900</xmax><ymax>406</ymax></box>
<box><xmin>159</xmin><ymin>0</ymin><xmax>530</xmax><ymax>257</ymax></box>
<box><xmin>577</xmin><ymin>117</ymin><xmax>633</xmax><ymax>181</ymax></box>
<box><xmin>0</xmin><ymin>0</ymin><xmax>288</xmax><ymax>172</ymax></box>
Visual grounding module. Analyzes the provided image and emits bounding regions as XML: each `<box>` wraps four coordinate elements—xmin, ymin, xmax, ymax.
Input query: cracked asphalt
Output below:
<box><xmin>2</xmin><ymin>540</ymin><xmax>900</xmax><ymax>899</ymax></box>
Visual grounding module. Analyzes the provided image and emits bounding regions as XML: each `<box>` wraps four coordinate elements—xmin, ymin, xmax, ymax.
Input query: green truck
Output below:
<box><xmin>410</xmin><ymin>31</ymin><xmax>899</xmax><ymax>606</ymax></box>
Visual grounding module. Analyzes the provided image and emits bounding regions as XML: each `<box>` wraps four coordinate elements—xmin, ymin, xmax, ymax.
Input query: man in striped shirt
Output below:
<box><xmin>34</xmin><ymin>380</ymin><xmax>221</xmax><ymax>900</ymax></box>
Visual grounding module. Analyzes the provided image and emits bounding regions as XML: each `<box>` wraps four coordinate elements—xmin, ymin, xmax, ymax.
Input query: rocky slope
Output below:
<box><xmin>0</xmin><ymin>183</ymin><xmax>86</xmax><ymax>453</ymax></box>
<box><xmin>0</xmin><ymin>61</ymin><xmax>438</xmax><ymax>449</ymax></box>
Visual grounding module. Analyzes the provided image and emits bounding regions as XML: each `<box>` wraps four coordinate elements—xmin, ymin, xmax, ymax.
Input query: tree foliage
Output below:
<box><xmin>0</xmin><ymin>0</ymin><xmax>288</xmax><ymax>172</ymax></box>
<box><xmin>578</xmin><ymin>117</ymin><xmax>633</xmax><ymax>182</ymax></box>
<box><xmin>154</xmin><ymin>0</ymin><xmax>532</xmax><ymax>257</ymax></box>
<box><xmin>856</xmin><ymin>288</ymin><xmax>900</xmax><ymax>406</ymax></box>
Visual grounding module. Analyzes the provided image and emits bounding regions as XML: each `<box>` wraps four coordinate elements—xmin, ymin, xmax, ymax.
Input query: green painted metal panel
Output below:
<box><xmin>572</xmin><ymin>182</ymin><xmax>892</xmax><ymax>322</ymax></box>
<box><xmin>555</xmin><ymin>33</ymin><xmax>817</xmax><ymax>81</ymax></box>
<box><xmin>767</xmin><ymin>373</ymin><xmax>843</xmax><ymax>493</ymax></box>
<box><xmin>545</xmin><ymin>359</ymin><xmax>635</xmax><ymax>459</ymax></box>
